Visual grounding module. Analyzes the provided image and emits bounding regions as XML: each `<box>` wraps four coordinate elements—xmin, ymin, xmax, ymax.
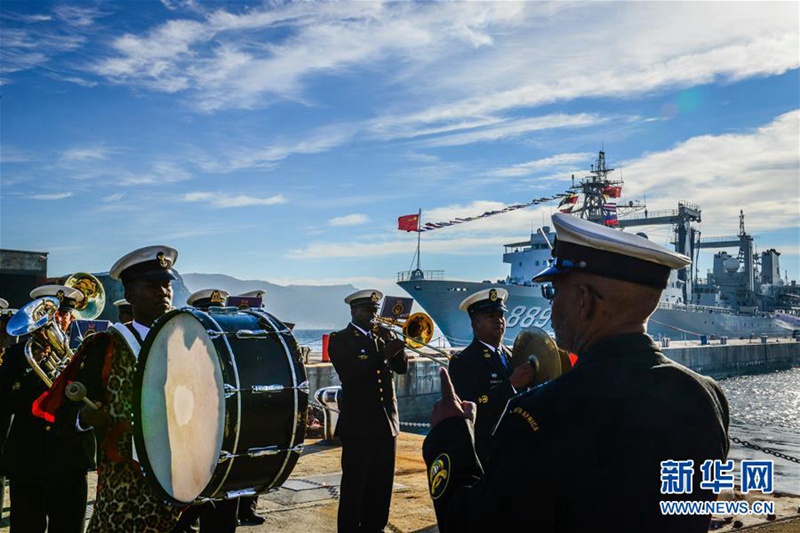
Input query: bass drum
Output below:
<box><xmin>133</xmin><ymin>307</ymin><xmax>308</xmax><ymax>505</ymax></box>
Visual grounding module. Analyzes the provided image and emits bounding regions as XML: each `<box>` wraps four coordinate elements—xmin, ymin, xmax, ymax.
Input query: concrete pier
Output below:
<box><xmin>306</xmin><ymin>338</ymin><xmax>800</xmax><ymax>424</ymax></box>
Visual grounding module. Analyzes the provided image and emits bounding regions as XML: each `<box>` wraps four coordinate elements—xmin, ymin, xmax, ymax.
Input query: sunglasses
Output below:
<box><xmin>541</xmin><ymin>283</ymin><xmax>604</xmax><ymax>301</ymax></box>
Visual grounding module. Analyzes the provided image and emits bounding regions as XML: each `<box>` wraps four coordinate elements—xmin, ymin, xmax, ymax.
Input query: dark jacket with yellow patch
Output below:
<box><xmin>0</xmin><ymin>342</ymin><xmax>96</xmax><ymax>478</ymax></box>
<box><xmin>447</xmin><ymin>339</ymin><xmax>515</xmax><ymax>464</ymax></box>
<box><xmin>423</xmin><ymin>333</ymin><xmax>730</xmax><ymax>533</ymax></box>
<box><xmin>328</xmin><ymin>324</ymin><xmax>408</xmax><ymax>439</ymax></box>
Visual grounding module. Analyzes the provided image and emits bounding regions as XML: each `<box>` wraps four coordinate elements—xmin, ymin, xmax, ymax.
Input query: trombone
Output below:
<box><xmin>372</xmin><ymin>312</ymin><xmax>451</xmax><ymax>367</ymax></box>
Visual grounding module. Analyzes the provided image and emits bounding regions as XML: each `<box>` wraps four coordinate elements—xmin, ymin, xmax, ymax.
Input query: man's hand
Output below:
<box><xmin>384</xmin><ymin>336</ymin><xmax>405</xmax><ymax>359</ymax></box>
<box><xmin>509</xmin><ymin>363</ymin><xmax>535</xmax><ymax>389</ymax></box>
<box><xmin>431</xmin><ymin>367</ymin><xmax>476</xmax><ymax>428</ymax></box>
<box><xmin>79</xmin><ymin>401</ymin><xmax>109</xmax><ymax>428</ymax></box>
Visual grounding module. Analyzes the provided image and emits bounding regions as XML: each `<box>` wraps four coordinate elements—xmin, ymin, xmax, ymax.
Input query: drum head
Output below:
<box><xmin>136</xmin><ymin>310</ymin><xmax>226</xmax><ymax>504</ymax></box>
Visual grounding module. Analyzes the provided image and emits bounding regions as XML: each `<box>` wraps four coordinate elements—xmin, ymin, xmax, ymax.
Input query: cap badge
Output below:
<box><xmin>371</xmin><ymin>292</ymin><xmax>380</xmax><ymax>302</ymax></box>
<box><xmin>157</xmin><ymin>251</ymin><xmax>169</xmax><ymax>269</ymax></box>
<box><xmin>489</xmin><ymin>289</ymin><xmax>498</xmax><ymax>302</ymax></box>
<box><xmin>56</xmin><ymin>290</ymin><xmax>65</xmax><ymax>302</ymax></box>
<box><xmin>210</xmin><ymin>290</ymin><xmax>224</xmax><ymax>304</ymax></box>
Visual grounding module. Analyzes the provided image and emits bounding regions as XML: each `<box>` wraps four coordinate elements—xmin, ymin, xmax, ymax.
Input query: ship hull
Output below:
<box><xmin>399</xmin><ymin>280</ymin><xmax>793</xmax><ymax>347</ymax></box>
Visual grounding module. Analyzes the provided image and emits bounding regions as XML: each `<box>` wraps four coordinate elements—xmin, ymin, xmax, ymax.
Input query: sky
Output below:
<box><xmin>1</xmin><ymin>0</ymin><xmax>799</xmax><ymax>301</ymax></box>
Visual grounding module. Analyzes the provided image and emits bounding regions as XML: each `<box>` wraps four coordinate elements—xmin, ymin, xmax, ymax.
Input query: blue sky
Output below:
<box><xmin>1</xmin><ymin>1</ymin><xmax>798</xmax><ymax>299</ymax></box>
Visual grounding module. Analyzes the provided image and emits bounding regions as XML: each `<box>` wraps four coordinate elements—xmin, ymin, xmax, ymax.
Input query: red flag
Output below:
<box><xmin>602</xmin><ymin>185</ymin><xmax>622</xmax><ymax>198</ymax></box>
<box><xmin>32</xmin><ymin>354</ymin><xmax>84</xmax><ymax>422</ymax></box>
<box><xmin>398</xmin><ymin>214</ymin><xmax>419</xmax><ymax>232</ymax></box>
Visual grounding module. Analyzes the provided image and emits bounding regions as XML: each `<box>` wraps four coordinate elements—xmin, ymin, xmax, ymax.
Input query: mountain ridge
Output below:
<box><xmin>182</xmin><ymin>273</ymin><xmax>358</xmax><ymax>329</ymax></box>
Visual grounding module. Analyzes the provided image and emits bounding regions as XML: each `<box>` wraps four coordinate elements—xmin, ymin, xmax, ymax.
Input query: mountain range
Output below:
<box><xmin>181</xmin><ymin>273</ymin><xmax>357</xmax><ymax>329</ymax></box>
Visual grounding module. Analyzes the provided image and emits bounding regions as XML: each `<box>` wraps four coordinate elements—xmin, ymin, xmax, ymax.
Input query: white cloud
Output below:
<box><xmin>29</xmin><ymin>192</ymin><xmax>73</xmax><ymax>200</ymax></box>
<box><xmin>329</xmin><ymin>214</ymin><xmax>368</xmax><ymax>227</ymax></box>
<box><xmin>61</xmin><ymin>146</ymin><xmax>108</xmax><ymax>161</ymax></box>
<box><xmin>195</xmin><ymin>124</ymin><xmax>356</xmax><ymax>173</ymax></box>
<box><xmin>619</xmin><ymin>110</ymin><xmax>800</xmax><ymax>237</ymax></box>
<box><xmin>183</xmin><ymin>191</ymin><xmax>287</xmax><ymax>208</ymax></box>
<box><xmin>490</xmin><ymin>152</ymin><xmax>594</xmax><ymax>178</ymax></box>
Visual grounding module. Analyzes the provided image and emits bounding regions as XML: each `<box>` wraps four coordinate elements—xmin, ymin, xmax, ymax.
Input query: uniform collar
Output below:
<box><xmin>131</xmin><ymin>320</ymin><xmax>150</xmax><ymax>342</ymax></box>
<box><xmin>350</xmin><ymin>322</ymin><xmax>373</xmax><ymax>338</ymax></box>
<box><xmin>576</xmin><ymin>333</ymin><xmax>658</xmax><ymax>366</ymax></box>
<box><xmin>478</xmin><ymin>340</ymin><xmax>502</xmax><ymax>353</ymax></box>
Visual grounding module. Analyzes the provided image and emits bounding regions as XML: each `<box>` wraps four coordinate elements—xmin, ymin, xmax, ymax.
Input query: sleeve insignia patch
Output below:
<box><xmin>429</xmin><ymin>453</ymin><xmax>451</xmax><ymax>500</ymax></box>
<box><xmin>511</xmin><ymin>406</ymin><xmax>540</xmax><ymax>432</ymax></box>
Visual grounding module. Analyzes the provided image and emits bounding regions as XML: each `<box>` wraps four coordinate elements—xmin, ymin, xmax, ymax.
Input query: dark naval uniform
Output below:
<box><xmin>448</xmin><ymin>339</ymin><xmax>515</xmax><ymax>465</ymax></box>
<box><xmin>0</xmin><ymin>342</ymin><xmax>96</xmax><ymax>533</ymax></box>
<box><xmin>423</xmin><ymin>333</ymin><xmax>730</xmax><ymax>533</ymax></box>
<box><xmin>329</xmin><ymin>323</ymin><xmax>408</xmax><ymax>532</ymax></box>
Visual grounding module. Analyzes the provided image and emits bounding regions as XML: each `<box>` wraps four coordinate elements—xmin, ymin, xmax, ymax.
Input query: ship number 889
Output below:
<box><xmin>506</xmin><ymin>306</ymin><xmax>552</xmax><ymax>329</ymax></box>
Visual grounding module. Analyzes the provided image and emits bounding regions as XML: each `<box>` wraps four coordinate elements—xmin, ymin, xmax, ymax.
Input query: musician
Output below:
<box><xmin>0</xmin><ymin>298</ymin><xmax>16</xmax><ymax>364</ymax></box>
<box><xmin>0</xmin><ymin>285</ymin><xmax>95</xmax><ymax>533</ymax></box>
<box><xmin>423</xmin><ymin>213</ymin><xmax>730</xmax><ymax>532</ymax></box>
<box><xmin>112</xmin><ymin>298</ymin><xmax>133</xmax><ymax>324</ymax></box>
<box><xmin>328</xmin><ymin>289</ymin><xmax>408</xmax><ymax>533</ymax></box>
<box><xmin>173</xmin><ymin>287</ymin><xmax>240</xmax><ymax>533</ymax></box>
<box><xmin>51</xmin><ymin>246</ymin><xmax>183</xmax><ymax>532</ymax></box>
<box><xmin>447</xmin><ymin>288</ymin><xmax>534</xmax><ymax>465</ymax></box>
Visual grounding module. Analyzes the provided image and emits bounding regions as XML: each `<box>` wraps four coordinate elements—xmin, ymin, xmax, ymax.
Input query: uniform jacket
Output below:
<box><xmin>423</xmin><ymin>333</ymin><xmax>730</xmax><ymax>533</ymax></box>
<box><xmin>447</xmin><ymin>339</ymin><xmax>515</xmax><ymax>464</ymax></box>
<box><xmin>328</xmin><ymin>323</ymin><xmax>409</xmax><ymax>439</ymax></box>
<box><xmin>0</xmin><ymin>341</ymin><xmax>95</xmax><ymax>479</ymax></box>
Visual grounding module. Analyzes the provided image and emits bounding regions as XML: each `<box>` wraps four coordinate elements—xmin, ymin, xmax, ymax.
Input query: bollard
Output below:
<box><xmin>314</xmin><ymin>386</ymin><xmax>341</xmax><ymax>443</ymax></box>
<box><xmin>322</xmin><ymin>333</ymin><xmax>330</xmax><ymax>362</ymax></box>
<box><xmin>720</xmin><ymin>336</ymin><xmax>728</xmax><ymax>345</ymax></box>
<box><xmin>760</xmin><ymin>335</ymin><xmax>768</xmax><ymax>344</ymax></box>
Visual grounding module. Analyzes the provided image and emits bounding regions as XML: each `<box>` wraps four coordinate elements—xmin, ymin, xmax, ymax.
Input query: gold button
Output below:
<box><xmin>379</xmin><ymin>388</ymin><xmax>384</xmax><ymax>392</ymax></box>
<box><xmin>45</xmin><ymin>426</ymin><xmax>52</xmax><ymax>431</ymax></box>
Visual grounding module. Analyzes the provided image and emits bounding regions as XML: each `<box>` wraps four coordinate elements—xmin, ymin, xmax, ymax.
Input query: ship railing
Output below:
<box><xmin>656</xmin><ymin>301</ymin><xmax>741</xmax><ymax>316</ymax></box>
<box><xmin>397</xmin><ymin>270</ymin><xmax>446</xmax><ymax>282</ymax></box>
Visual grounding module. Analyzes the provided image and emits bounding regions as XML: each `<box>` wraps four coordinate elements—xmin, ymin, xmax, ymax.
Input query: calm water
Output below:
<box><xmin>294</xmin><ymin>329</ymin><xmax>329</xmax><ymax>351</ymax></box>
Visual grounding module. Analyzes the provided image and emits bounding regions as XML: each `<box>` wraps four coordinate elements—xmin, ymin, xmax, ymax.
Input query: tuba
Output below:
<box><xmin>6</xmin><ymin>273</ymin><xmax>106</xmax><ymax>387</ymax></box>
<box><xmin>65</xmin><ymin>272</ymin><xmax>106</xmax><ymax>321</ymax></box>
<box><xmin>6</xmin><ymin>297</ymin><xmax>72</xmax><ymax>387</ymax></box>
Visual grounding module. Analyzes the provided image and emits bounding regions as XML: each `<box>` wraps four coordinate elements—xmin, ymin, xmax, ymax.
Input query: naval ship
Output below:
<box><xmin>398</xmin><ymin>151</ymin><xmax>798</xmax><ymax>347</ymax></box>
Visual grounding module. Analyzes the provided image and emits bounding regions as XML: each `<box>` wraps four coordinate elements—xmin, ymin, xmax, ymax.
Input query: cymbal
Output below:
<box><xmin>510</xmin><ymin>327</ymin><xmax>562</xmax><ymax>387</ymax></box>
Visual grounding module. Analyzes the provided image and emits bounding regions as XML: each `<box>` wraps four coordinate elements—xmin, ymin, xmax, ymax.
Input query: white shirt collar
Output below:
<box><xmin>350</xmin><ymin>322</ymin><xmax>372</xmax><ymax>338</ymax></box>
<box><xmin>479</xmin><ymin>340</ymin><xmax>502</xmax><ymax>353</ymax></box>
<box><xmin>131</xmin><ymin>320</ymin><xmax>150</xmax><ymax>340</ymax></box>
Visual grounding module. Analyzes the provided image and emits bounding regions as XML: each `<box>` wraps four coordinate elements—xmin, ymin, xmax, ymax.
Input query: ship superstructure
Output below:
<box><xmin>398</xmin><ymin>151</ymin><xmax>797</xmax><ymax>346</ymax></box>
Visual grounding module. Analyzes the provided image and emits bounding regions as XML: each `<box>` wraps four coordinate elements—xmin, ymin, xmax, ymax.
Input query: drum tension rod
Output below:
<box><xmin>206</xmin><ymin>329</ymin><xmax>287</xmax><ymax>339</ymax></box>
<box><xmin>218</xmin><ymin>444</ymin><xmax>304</xmax><ymax>463</ymax></box>
<box><xmin>223</xmin><ymin>381</ymin><xmax>309</xmax><ymax>398</ymax></box>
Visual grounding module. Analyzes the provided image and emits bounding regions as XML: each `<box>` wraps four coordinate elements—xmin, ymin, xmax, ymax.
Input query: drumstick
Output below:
<box><xmin>65</xmin><ymin>381</ymin><xmax>100</xmax><ymax>410</ymax></box>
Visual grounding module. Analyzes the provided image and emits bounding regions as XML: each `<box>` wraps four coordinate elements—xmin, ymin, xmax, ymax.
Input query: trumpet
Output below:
<box><xmin>372</xmin><ymin>312</ymin><xmax>451</xmax><ymax>367</ymax></box>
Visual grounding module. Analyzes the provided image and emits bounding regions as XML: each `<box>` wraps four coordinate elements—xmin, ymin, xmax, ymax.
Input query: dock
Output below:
<box><xmin>2</xmin><ymin>431</ymin><xmax>799</xmax><ymax>532</ymax></box>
